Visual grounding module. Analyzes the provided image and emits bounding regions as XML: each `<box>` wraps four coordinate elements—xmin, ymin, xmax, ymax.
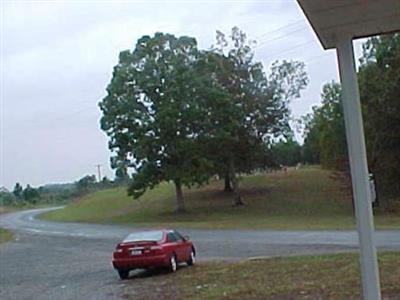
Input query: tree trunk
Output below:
<box><xmin>174</xmin><ymin>179</ymin><xmax>186</xmax><ymax>213</ymax></box>
<box><xmin>224</xmin><ymin>172</ymin><xmax>233</xmax><ymax>192</ymax></box>
<box><xmin>229</xmin><ymin>159</ymin><xmax>244</xmax><ymax>206</ymax></box>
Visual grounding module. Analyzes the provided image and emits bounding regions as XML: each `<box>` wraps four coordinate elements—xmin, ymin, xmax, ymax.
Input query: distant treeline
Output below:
<box><xmin>0</xmin><ymin>175</ymin><xmax>127</xmax><ymax>207</ymax></box>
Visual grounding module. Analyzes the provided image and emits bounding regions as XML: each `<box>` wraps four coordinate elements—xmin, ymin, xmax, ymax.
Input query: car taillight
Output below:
<box><xmin>115</xmin><ymin>248</ymin><xmax>123</xmax><ymax>253</ymax></box>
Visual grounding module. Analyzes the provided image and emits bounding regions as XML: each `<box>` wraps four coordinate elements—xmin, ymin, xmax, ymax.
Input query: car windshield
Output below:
<box><xmin>122</xmin><ymin>231</ymin><xmax>163</xmax><ymax>243</ymax></box>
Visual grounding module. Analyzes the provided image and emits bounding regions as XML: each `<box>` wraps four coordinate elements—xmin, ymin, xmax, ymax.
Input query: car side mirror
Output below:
<box><xmin>184</xmin><ymin>235</ymin><xmax>190</xmax><ymax>241</ymax></box>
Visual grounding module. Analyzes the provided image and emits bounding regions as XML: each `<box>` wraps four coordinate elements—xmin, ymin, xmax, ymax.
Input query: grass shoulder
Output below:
<box><xmin>0</xmin><ymin>206</ymin><xmax>18</xmax><ymax>215</ymax></box>
<box><xmin>41</xmin><ymin>167</ymin><xmax>400</xmax><ymax>230</ymax></box>
<box><xmin>0</xmin><ymin>204</ymin><xmax>56</xmax><ymax>215</ymax></box>
<box><xmin>0</xmin><ymin>206</ymin><xmax>18</xmax><ymax>244</ymax></box>
<box><xmin>124</xmin><ymin>252</ymin><xmax>400</xmax><ymax>300</ymax></box>
<box><xmin>0</xmin><ymin>228</ymin><xmax>13</xmax><ymax>244</ymax></box>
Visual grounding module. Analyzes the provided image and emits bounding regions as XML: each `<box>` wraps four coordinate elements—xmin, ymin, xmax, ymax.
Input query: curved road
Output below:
<box><xmin>1</xmin><ymin>208</ymin><xmax>399</xmax><ymax>300</ymax></box>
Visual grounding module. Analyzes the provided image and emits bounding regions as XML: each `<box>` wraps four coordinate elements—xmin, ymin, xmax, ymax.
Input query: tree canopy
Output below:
<box><xmin>359</xmin><ymin>33</ymin><xmax>400</xmax><ymax>200</ymax></box>
<box><xmin>99</xmin><ymin>29</ymin><xmax>308</xmax><ymax>211</ymax></box>
<box><xmin>302</xmin><ymin>81</ymin><xmax>347</xmax><ymax>169</ymax></box>
<box><xmin>200</xmin><ymin>27</ymin><xmax>308</xmax><ymax>204</ymax></box>
<box><xmin>303</xmin><ymin>33</ymin><xmax>400</xmax><ymax>204</ymax></box>
<box><xmin>100</xmin><ymin>33</ymin><xmax>212</xmax><ymax>212</ymax></box>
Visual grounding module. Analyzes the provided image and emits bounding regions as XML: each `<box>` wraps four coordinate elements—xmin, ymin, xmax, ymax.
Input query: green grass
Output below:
<box><xmin>0</xmin><ymin>204</ymin><xmax>56</xmax><ymax>215</ymax></box>
<box><xmin>123</xmin><ymin>252</ymin><xmax>400</xmax><ymax>300</ymax></box>
<box><xmin>0</xmin><ymin>207</ymin><xmax>15</xmax><ymax>244</ymax></box>
<box><xmin>0</xmin><ymin>228</ymin><xmax>13</xmax><ymax>244</ymax></box>
<box><xmin>0</xmin><ymin>206</ymin><xmax>18</xmax><ymax>215</ymax></box>
<box><xmin>42</xmin><ymin>167</ymin><xmax>400</xmax><ymax>229</ymax></box>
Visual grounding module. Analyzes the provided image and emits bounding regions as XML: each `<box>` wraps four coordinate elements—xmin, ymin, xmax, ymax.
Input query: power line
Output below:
<box><xmin>254</xmin><ymin>20</ymin><xmax>304</xmax><ymax>41</ymax></box>
<box><xmin>216</xmin><ymin>20</ymin><xmax>306</xmax><ymax>54</ymax></box>
<box><xmin>260</xmin><ymin>38</ymin><xmax>317</xmax><ymax>61</ymax></box>
<box><xmin>306</xmin><ymin>53</ymin><xmax>331</xmax><ymax>64</ymax></box>
<box><xmin>255</xmin><ymin>26</ymin><xmax>307</xmax><ymax>49</ymax></box>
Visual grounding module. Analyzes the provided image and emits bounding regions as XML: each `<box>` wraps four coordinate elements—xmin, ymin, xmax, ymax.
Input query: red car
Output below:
<box><xmin>112</xmin><ymin>229</ymin><xmax>196</xmax><ymax>279</ymax></box>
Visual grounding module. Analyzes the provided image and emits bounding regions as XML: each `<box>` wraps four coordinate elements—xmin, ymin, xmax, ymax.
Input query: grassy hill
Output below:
<box><xmin>41</xmin><ymin>167</ymin><xmax>400</xmax><ymax>229</ymax></box>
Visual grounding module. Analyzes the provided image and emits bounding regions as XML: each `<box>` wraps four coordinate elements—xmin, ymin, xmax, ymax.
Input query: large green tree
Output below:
<box><xmin>100</xmin><ymin>29</ymin><xmax>308</xmax><ymax>211</ymax></box>
<box><xmin>302</xmin><ymin>82</ymin><xmax>347</xmax><ymax>169</ymax></box>
<box><xmin>100</xmin><ymin>33</ymin><xmax>211</xmax><ymax>212</ymax></box>
<box><xmin>303</xmin><ymin>33</ymin><xmax>400</xmax><ymax>203</ymax></box>
<box><xmin>76</xmin><ymin>175</ymin><xmax>97</xmax><ymax>192</ymax></box>
<box><xmin>22</xmin><ymin>184</ymin><xmax>40</xmax><ymax>204</ymax></box>
<box><xmin>12</xmin><ymin>182</ymin><xmax>23</xmax><ymax>199</ymax></box>
<box><xmin>202</xmin><ymin>27</ymin><xmax>308</xmax><ymax>205</ymax></box>
<box><xmin>358</xmin><ymin>33</ymin><xmax>400</xmax><ymax>200</ymax></box>
<box><xmin>271</xmin><ymin>136</ymin><xmax>302</xmax><ymax>167</ymax></box>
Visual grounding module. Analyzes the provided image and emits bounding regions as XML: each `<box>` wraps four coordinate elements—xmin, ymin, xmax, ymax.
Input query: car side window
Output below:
<box><xmin>167</xmin><ymin>232</ymin><xmax>177</xmax><ymax>243</ymax></box>
<box><xmin>173</xmin><ymin>231</ymin><xmax>185</xmax><ymax>241</ymax></box>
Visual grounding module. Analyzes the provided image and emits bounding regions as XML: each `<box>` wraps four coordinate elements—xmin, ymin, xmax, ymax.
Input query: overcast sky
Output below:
<box><xmin>0</xmin><ymin>0</ymin><xmax>365</xmax><ymax>189</ymax></box>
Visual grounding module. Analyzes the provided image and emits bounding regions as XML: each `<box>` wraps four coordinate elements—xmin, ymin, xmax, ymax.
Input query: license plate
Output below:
<box><xmin>131</xmin><ymin>249</ymin><xmax>142</xmax><ymax>256</ymax></box>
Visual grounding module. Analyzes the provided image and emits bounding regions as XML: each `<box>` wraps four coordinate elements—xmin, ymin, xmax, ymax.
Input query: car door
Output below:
<box><xmin>166</xmin><ymin>232</ymin><xmax>181</xmax><ymax>259</ymax></box>
<box><xmin>172</xmin><ymin>231</ymin><xmax>190</xmax><ymax>262</ymax></box>
<box><xmin>167</xmin><ymin>231</ymin><xmax>185</xmax><ymax>262</ymax></box>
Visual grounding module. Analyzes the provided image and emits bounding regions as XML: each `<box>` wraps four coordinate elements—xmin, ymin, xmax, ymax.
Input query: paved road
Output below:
<box><xmin>1</xmin><ymin>208</ymin><xmax>399</xmax><ymax>300</ymax></box>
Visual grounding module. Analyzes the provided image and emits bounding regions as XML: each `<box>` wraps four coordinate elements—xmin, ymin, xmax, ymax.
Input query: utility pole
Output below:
<box><xmin>95</xmin><ymin>164</ymin><xmax>102</xmax><ymax>182</ymax></box>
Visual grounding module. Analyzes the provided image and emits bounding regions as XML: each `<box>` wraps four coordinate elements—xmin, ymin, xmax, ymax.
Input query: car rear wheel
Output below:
<box><xmin>118</xmin><ymin>270</ymin><xmax>129</xmax><ymax>280</ymax></box>
<box><xmin>169</xmin><ymin>255</ymin><xmax>177</xmax><ymax>272</ymax></box>
<box><xmin>187</xmin><ymin>250</ymin><xmax>195</xmax><ymax>266</ymax></box>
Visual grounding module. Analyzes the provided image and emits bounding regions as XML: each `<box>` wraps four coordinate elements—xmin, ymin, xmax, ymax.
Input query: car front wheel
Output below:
<box><xmin>118</xmin><ymin>270</ymin><xmax>129</xmax><ymax>280</ymax></box>
<box><xmin>187</xmin><ymin>250</ymin><xmax>195</xmax><ymax>266</ymax></box>
<box><xmin>169</xmin><ymin>255</ymin><xmax>177</xmax><ymax>272</ymax></box>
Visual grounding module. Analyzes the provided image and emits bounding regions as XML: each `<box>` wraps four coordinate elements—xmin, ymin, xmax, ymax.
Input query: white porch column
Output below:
<box><xmin>336</xmin><ymin>39</ymin><xmax>381</xmax><ymax>300</ymax></box>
